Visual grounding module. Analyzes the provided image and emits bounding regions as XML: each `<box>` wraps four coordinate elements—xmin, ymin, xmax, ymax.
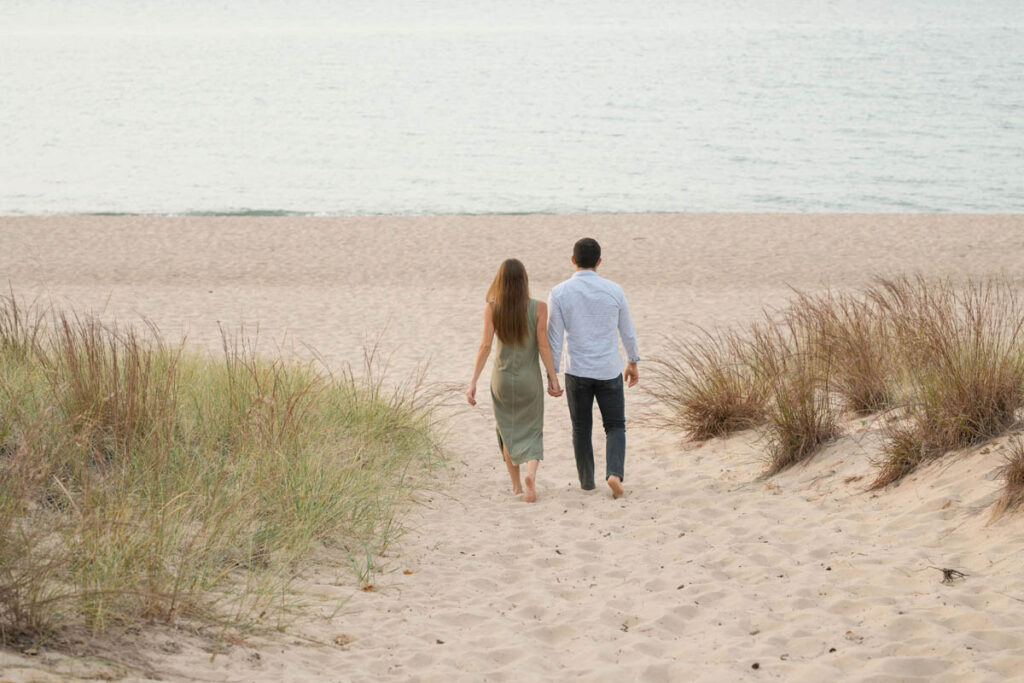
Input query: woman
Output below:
<box><xmin>466</xmin><ymin>259</ymin><xmax>562</xmax><ymax>503</ymax></box>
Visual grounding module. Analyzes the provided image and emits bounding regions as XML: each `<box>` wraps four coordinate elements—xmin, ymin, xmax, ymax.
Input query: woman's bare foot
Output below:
<box><xmin>607</xmin><ymin>475</ymin><xmax>624</xmax><ymax>499</ymax></box>
<box><xmin>523</xmin><ymin>474</ymin><xmax>537</xmax><ymax>503</ymax></box>
<box><xmin>502</xmin><ymin>447</ymin><xmax>522</xmax><ymax>495</ymax></box>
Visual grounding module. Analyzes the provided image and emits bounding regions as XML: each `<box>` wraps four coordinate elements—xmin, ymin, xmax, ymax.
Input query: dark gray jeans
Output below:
<box><xmin>565</xmin><ymin>373</ymin><xmax>625</xmax><ymax>489</ymax></box>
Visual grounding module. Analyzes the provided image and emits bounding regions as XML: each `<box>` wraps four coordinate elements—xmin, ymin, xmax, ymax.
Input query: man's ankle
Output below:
<box><xmin>607</xmin><ymin>475</ymin><xmax>624</xmax><ymax>498</ymax></box>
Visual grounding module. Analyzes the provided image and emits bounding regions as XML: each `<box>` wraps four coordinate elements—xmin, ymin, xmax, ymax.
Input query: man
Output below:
<box><xmin>547</xmin><ymin>237</ymin><xmax>640</xmax><ymax>499</ymax></box>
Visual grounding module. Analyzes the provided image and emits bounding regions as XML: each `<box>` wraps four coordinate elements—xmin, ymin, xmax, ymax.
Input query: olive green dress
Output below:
<box><xmin>490</xmin><ymin>298</ymin><xmax>544</xmax><ymax>465</ymax></box>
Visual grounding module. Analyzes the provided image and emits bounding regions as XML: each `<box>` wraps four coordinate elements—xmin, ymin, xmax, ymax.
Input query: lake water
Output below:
<box><xmin>1</xmin><ymin>0</ymin><xmax>1022</xmax><ymax>215</ymax></box>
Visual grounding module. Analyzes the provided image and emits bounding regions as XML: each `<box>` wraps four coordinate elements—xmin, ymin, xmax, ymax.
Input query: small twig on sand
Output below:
<box><xmin>928</xmin><ymin>566</ymin><xmax>968</xmax><ymax>584</ymax></box>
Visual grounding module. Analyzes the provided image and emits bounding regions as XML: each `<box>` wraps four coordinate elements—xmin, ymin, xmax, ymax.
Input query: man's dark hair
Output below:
<box><xmin>573</xmin><ymin>238</ymin><xmax>601</xmax><ymax>269</ymax></box>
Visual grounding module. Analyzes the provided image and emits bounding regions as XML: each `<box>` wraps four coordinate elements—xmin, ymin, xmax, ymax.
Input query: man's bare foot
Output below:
<box><xmin>607</xmin><ymin>475</ymin><xmax>624</xmax><ymax>499</ymax></box>
<box><xmin>523</xmin><ymin>475</ymin><xmax>537</xmax><ymax>503</ymax></box>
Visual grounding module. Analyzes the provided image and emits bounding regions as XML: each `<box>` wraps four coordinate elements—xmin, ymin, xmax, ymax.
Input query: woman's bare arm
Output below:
<box><xmin>536</xmin><ymin>301</ymin><xmax>563</xmax><ymax>397</ymax></box>
<box><xmin>466</xmin><ymin>303</ymin><xmax>495</xmax><ymax>405</ymax></box>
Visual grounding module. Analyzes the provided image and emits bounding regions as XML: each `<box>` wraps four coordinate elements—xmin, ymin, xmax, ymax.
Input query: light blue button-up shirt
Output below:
<box><xmin>547</xmin><ymin>270</ymin><xmax>641</xmax><ymax>381</ymax></box>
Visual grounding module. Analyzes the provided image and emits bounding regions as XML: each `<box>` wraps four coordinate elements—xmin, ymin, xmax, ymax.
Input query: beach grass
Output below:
<box><xmin>750</xmin><ymin>315</ymin><xmax>840</xmax><ymax>475</ymax></box>
<box><xmin>867</xmin><ymin>277</ymin><xmax>1024</xmax><ymax>488</ymax></box>
<box><xmin>991</xmin><ymin>436</ymin><xmax>1024</xmax><ymax>521</ymax></box>
<box><xmin>0</xmin><ymin>294</ymin><xmax>444</xmax><ymax>642</ymax></box>
<box><xmin>650</xmin><ymin>276</ymin><xmax>1024</xmax><ymax>498</ymax></box>
<box><xmin>788</xmin><ymin>289</ymin><xmax>895</xmax><ymax>415</ymax></box>
<box><xmin>644</xmin><ymin>329</ymin><xmax>765</xmax><ymax>441</ymax></box>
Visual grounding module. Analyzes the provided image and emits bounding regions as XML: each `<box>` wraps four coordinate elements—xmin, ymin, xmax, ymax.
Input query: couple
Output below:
<box><xmin>466</xmin><ymin>238</ymin><xmax>641</xmax><ymax>503</ymax></box>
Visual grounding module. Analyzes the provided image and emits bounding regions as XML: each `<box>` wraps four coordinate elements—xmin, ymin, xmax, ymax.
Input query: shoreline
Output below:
<box><xmin>3</xmin><ymin>210</ymin><xmax>1024</xmax><ymax>218</ymax></box>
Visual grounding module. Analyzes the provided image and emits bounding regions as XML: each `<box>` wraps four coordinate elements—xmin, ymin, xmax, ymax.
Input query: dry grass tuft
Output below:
<box><xmin>788</xmin><ymin>290</ymin><xmax>895</xmax><ymax>414</ymax></box>
<box><xmin>645</xmin><ymin>329</ymin><xmax>765</xmax><ymax>441</ymax></box>
<box><xmin>0</xmin><ymin>288</ymin><xmax>46</xmax><ymax>360</ymax></box>
<box><xmin>991</xmin><ymin>436</ymin><xmax>1024</xmax><ymax>521</ymax></box>
<box><xmin>751</xmin><ymin>316</ymin><xmax>841</xmax><ymax>475</ymax></box>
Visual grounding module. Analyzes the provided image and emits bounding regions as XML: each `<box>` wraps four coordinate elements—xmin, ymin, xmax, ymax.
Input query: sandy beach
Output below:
<box><xmin>3</xmin><ymin>213</ymin><xmax>1024</xmax><ymax>682</ymax></box>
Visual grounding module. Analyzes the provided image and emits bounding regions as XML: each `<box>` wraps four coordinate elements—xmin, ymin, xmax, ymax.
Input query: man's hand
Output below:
<box><xmin>547</xmin><ymin>374</ymin><xmax>564</xmax><ymax>397</ymax></box>
<box><xmin>466</xmin><ymin>383</ymin><xmax>477</xmax><ymax>406</ymax></box>
<box><xmin>624</xmin><ymin>362</ymin><xmax>639</xmax><ymax>388</ymax></box>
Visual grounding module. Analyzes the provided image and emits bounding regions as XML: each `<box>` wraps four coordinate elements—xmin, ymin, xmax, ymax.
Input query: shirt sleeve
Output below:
<box><xmin>618</xmin><ymin>291</ymin><xmax>641</xmax><ymax>363</ymax></box>
<box><xmin>547</xmin><ymin>290</ymin><xmax>565</xmax><ymax>373</ymax></box>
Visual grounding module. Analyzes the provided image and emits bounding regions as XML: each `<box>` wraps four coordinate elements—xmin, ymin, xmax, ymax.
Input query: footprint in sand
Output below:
<box><xmin>524</xmin><ymin>623</ymin><xmax>576</xmax><ymax>645</ymax></box>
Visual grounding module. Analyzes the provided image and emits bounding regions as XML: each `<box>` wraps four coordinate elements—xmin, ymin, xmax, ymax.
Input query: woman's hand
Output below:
<box><xmin>547</xmin><ymin>376</ymin><xmax>563</xmax><ymax>398</ymax></box>
<box><xmin>466</xmin><ymin>383</ymin><xmax>477</xmax><ymax>406</ymax></box>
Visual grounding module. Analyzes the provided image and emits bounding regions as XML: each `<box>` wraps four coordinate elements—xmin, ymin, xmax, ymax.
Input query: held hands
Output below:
<box><xmin>624</xmin><ymin>362</ymin><xmax>639</xmax><ymax>388</ymax></box>
<box><xmin>471</xmin><ymin>380</ymin><xmax>562</xmax><ymax>402</ymax></box>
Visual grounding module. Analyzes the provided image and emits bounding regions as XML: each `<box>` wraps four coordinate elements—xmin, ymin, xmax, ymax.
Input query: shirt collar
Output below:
<box><xmin>572</xmin><ymin>270</ymin><xmax>598</xmax><ymax>278</ymax></box>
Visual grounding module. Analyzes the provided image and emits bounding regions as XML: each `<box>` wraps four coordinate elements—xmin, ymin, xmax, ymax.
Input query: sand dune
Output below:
<box><xmin>2</xmin><ymin>214</ymin><xmax>1024</xmax><ymax>682</ymax></box>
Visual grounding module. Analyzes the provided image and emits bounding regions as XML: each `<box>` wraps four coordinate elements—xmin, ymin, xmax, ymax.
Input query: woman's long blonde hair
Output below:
<box><xmin>487</xmin><ymin>259</ymin><xmax>530</xmax><ymax>346</ymax></box>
